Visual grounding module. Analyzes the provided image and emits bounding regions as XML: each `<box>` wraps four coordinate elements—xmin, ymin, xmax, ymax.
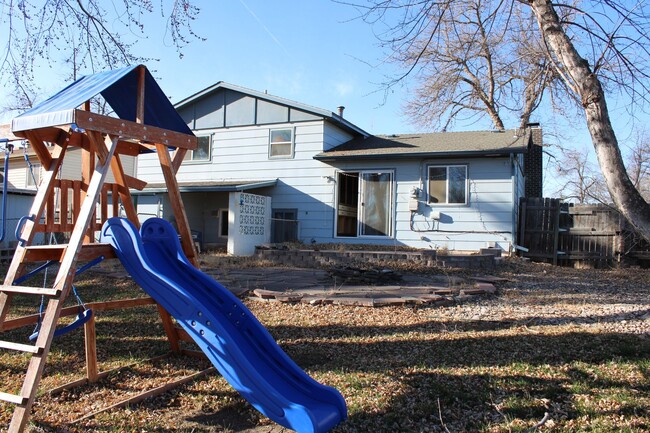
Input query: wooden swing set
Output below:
<box><xmin>0</xmin><ymin>65</ymin><xmax>202</xmax><ymax>432</ymax></box>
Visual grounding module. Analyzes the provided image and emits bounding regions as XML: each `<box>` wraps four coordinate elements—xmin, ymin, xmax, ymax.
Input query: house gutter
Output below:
<box><xmin>314</xmin><ymin>148</ymin><xmax>527</xmax><ymax>162</ymax></box>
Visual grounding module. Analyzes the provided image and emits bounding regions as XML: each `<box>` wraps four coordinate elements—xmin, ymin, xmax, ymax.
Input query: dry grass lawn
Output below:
<box><xmin>0</xmin><ymin>257</ymin><xmax>648</xmax><ymax>432</ymax></box>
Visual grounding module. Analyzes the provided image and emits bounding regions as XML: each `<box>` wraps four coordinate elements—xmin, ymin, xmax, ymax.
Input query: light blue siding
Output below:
<box><xmin>137</xmin><ymin>105</ymin><xmax>519</xmax><ymax>251</ymax></box>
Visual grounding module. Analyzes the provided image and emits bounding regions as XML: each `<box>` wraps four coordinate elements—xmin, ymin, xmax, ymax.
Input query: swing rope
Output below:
<box><xmin>23</xmin><ymin>142</ymin><xmax>38</xmax><ymax>187</ymax></box>
<box><xmin>28</xmin><ymin>256</ymin><xmax>104</xmax><ymax>341</ymax></box>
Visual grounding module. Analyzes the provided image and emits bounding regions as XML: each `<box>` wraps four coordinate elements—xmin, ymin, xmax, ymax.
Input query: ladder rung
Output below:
<box><xmin>0</xmin><ymin>340</ymin><xmax>43</xmax><ymax>354</ymax></box>
<box><xmin>0</xmin><ymin>285</ymin><xmax>60</xmax><ymax>296</ymax></box>
<box><xmin>0</xmin><ymin>391</ymin><xmax>27</xmax><ymax>405</ymax></box>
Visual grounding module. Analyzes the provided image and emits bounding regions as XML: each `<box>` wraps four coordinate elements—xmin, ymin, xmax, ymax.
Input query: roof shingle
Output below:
<box><xmin>315</xmin><ymin>129</ymin><xmax>530</xmax><ymax>160</ymax></box>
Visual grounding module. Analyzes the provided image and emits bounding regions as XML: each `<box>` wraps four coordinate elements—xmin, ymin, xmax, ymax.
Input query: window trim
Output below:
<box><xmin>184</xmin><ymin>134</ymin><xmax>212</xmax><ymax>164</ymax></box>
<box><xmin>427</xmin><ymin>164</ymin><xmax>469</xmax><ymax>206</ymax></box>
<box><xmin>268</xmin><ymin>127</ymin><xmax>295</xmax><ymax>159</ymax></box>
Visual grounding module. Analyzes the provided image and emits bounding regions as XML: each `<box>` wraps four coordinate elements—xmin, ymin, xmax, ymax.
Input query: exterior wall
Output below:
<box><xmin>326</xmin><ymin>157</ymin><xmax>516</xmax><ymax>251</ymax></box>
<box><xmin>7</xmin><ymin>155</ymin><xmax>40</xmax><ymax>190</ymax></box>
<box><xmin>7</xmin><ymin>148</ymin><xmax>136</xmax><ymax>190</ymax></box>
<box><xmin>136</xmin><ymin>122</ymin><xmax>517</xmax><ymax>252</ymax></box>
<box><xmin>513</xmin><ymin>153</ymin><xmax>526</xmax><ymax>246</ymax></box>
<box><xmin>136</xmin><ymin>121</ymin><xmax>354</xmax><ymax>248</ymax></box>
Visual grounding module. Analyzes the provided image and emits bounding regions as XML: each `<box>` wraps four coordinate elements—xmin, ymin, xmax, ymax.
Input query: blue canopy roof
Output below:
<box><xmin>12</xmin><ymin>65</ymin><xmax>192</xmax><ymax>136</ymax></box>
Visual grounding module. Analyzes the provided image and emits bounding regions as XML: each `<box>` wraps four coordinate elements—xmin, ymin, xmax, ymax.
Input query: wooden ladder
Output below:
<box><xmin>0</xmin><ymin>133</ymin><xmax>119</xmax><ymax>432</ymax></box>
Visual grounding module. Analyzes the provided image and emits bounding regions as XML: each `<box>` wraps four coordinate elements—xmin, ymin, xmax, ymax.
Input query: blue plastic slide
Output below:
<box><xmin>100</xmin><ymin>217</ymin><xmax>346</xmax><ymax>433</ymax></box>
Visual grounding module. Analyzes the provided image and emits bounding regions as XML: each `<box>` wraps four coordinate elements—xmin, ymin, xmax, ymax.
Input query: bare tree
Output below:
<box><xmin>552</xmin><ymin>146</ymin><xmax>607</xmax><ymax>203</ymax></box>
<box><xmin>344</xmin><ymin>0</ymin><xmax>569</xmax><ymax>130</ymax></box>
<box><xmin>345</xmin><ymin>0</ymin><xmax>650</xmax><ymax>243</ymax></box>
<box><xmin>626</xmin><ymin>131</ymin><xmax>650</xmax><ymax>201</ymax></box>
<box><xmin>0</xmin><ymin>0</ymin><xmax>203</xmax><ymax>114</ymax></box>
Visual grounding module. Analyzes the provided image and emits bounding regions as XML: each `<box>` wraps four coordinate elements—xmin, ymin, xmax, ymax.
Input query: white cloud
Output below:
<box><xmin>335</xmin><ymin>81</ymin><xmax>354</xmax><ymax>97</ymax></box>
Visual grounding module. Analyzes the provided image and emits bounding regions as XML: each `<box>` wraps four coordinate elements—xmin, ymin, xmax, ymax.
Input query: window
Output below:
<box><xmin>184</xmin><ymin>135</ymin><xmax>211</xmax><ymax>162</ymax></box>
<box><xmin>269</xmin><ymin>128</ymin><xmax>294</xmax><ymax>158</ymax></box>
<box><xmin>26</xmin><ymin>163</ymin><xmax>41</xmax><ymax>187</ymax></box>
<box><xmin>428</xmin><ymin>165</ymin><xmax>468</xmax><ymax>205</ymax></box>
<box><xmin>272</xmin><ymin>209</ymin><xmax>298</xmax><ymax>242</ymax></box>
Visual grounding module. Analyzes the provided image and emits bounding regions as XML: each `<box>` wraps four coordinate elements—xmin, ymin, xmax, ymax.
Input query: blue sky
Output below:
<box><xmin>2</xmin><ymin>0</ymin><xmax>646</xmax><ymax>196</ymax></box>
<box><xmin>141</xmin><ymin>0</ymin><xmax>418</xmax><ymax>135</ymax></box>
<box><xmin>1</xmin><ymin>0</ymin><xmax>613</xmax><ymax>139</ymax></box>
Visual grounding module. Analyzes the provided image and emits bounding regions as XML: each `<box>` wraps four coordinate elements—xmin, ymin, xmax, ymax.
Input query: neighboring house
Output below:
<box><xmin>0</xmin><ymin>123</ymin><xmax>136</xmax><ymax>249</ymax></box>
<box><xmin>135</xmin><ymin>82</ymin><xmax>543</xmax><ymax>254</ymax></box>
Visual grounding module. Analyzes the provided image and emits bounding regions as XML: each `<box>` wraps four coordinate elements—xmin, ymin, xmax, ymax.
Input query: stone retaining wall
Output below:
<box><xmin>254</xmin><ymin>248</ymin><xmax>495</xmax><ymax>270</ymax></box>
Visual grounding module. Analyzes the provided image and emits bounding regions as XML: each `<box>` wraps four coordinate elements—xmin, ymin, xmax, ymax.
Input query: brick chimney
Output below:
<box><xmin>524</xmin><ymin>124</ymin><xmax>543</xmax><ymax>198</ymax></box>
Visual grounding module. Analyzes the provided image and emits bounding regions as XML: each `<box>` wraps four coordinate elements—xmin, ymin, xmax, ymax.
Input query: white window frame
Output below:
<box><xmin>427</xmin><ymin>164</ymin><xmax>469</xmax><ymax>205</ymax></box>
<box><xmin>268</xmin><ymin>128</ymin><xmax>294</xmax><ymax>159</ymax></box>
<box><xmin>184</xmin><ymin>134</ymin><xmax>212</xmax><ymax>163</ymax></box>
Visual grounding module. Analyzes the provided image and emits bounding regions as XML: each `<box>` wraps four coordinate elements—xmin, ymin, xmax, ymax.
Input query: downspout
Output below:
<box><xmin>510</xmin><ymin>153</ymin><xmax>516</xmax><ymax>253</ymax></box>
<box><xmin>0</xmin><ymin>140</ymin><xmax>12</xmax><ymax>242</ymax></box>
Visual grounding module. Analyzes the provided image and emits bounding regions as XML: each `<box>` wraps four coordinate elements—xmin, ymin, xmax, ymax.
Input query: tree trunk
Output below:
<box><xmin>529</xmin><ymin>0</ymin><xmax>650</xmax><ymax>243</ymax></box>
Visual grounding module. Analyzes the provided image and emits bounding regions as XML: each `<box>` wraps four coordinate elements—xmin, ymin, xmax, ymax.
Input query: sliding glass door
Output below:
<box><xmin>336</xmin><ymin>171</ymin><xmax>393</xmax><ymax>237</ymax></box>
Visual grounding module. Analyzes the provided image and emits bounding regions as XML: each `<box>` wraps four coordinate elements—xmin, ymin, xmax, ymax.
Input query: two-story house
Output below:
<box><xmin>134</xmin><ymin>82</ymin><xmax>542</xmax><ymax>254</ymax></box>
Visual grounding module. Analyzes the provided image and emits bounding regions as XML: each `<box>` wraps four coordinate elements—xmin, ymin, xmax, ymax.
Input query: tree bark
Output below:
<box><xmin>529</xmin><ymin>0</ymin><xmax>650</xmax><ymax>242</ymax></box>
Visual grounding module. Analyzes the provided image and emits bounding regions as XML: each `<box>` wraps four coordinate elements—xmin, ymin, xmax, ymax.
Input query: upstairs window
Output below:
<box><xmin>184</xmin><ymin>135</ymin><xmax>211</xmax><ymax>162</ymax></box>
<box><xmin>428</xmin><ymin>165</ymin><xmax>468</xmax><ymax>205</ymax></box>
<box><xmin>269</xmin><ymin>128</ymin><xmax>294</xmax><ymax>159</ymax></box>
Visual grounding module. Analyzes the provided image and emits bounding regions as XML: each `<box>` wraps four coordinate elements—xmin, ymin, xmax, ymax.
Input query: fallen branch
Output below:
<box><xmin>437</xmin><ymin>398</ymin><xmax>451</xmax><ymax>433</ymax></box>
<box><xmin>525</xmin><ymin>411</ymin><xmax>550</xmax><ymax>432</ymax></box>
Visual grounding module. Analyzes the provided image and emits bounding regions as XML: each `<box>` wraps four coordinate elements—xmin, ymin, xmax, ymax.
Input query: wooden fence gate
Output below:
<box><xmin>518</xmin><ymin>197</ymin><xmax>650</xmax><ymax>267</ymax></box>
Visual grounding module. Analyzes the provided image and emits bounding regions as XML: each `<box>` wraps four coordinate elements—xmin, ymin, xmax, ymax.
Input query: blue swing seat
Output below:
<box><xmin>29</xmin><ymin>308</ymin><xmax>93</xmax><ymax>342</ymax></box>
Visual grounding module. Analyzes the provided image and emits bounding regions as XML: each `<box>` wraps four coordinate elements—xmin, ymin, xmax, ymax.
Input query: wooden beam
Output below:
<box><xmin>1</xmin><ymin>297</ymin><xmax>156</xmax><ymax>331</ymax></box>
<box><xmin>73</xmin><ymin>110</ymin><xmax>196</xmax><ymax>150</ymax></box>
<box><xmin>20</xmin><ymin>243</ymin><xmax>115</xmax><ymax>263</ymax></box>
<box><xmin>155</xmin><ymin>143</ymin><xmax>198</xmax><ymax>266</ymax></box>
<box><xmin>87</xmin><ymin>130</ymin><xmax>109</xmax><ymax>166</ymax></box>
<box><xmin>84</xmin><ymin>313</ymin><xmax>99</xmax><ymax>382</ymax></box>
<box><xmin>124</xmin><ymin>174</ymin><xmax>147</xmax><ymax>191</ymax></box>
<box><xmin>109</xmin><ymin>154</ymin><xmax>139</xmax><ymax>227</ymax></box>
<box><xmin>81</xmin><ymin>139</ymin><xmax>96</xmax><ymax>243</ymax></box>
<box><xmin>136</xmin><ymin>66</ymin><xmax>145</xmax><ymax>124</ymax></box>
<box><xmin>157</xmin><ymin>305</ymin><xmax>180</xmax><ymax>353</ymax></box>
<box><xmin>70</xmin><ymin>367</ymin><xmax>216</xmax><ymax>424</ymax></box>
<box><xmin>22</xmin><ymin>130</ymin><xmax>54</xmax><ymax>170</ymax></box>
<box><xmin>116</xmin><ymin>139</ymin><xmax>150</xmax><ymax>156</ymax></box>
<box><xmin>172</xmin><ymin>148</ymin><xmax>188</xmax><ymax>174</ymax></box>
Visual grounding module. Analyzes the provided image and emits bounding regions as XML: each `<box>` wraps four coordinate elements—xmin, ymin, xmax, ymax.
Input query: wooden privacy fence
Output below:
<box><xmin>518</xmin><ymin>197</ymin><xmax>650</xmax><ymax>267</ymax></box>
